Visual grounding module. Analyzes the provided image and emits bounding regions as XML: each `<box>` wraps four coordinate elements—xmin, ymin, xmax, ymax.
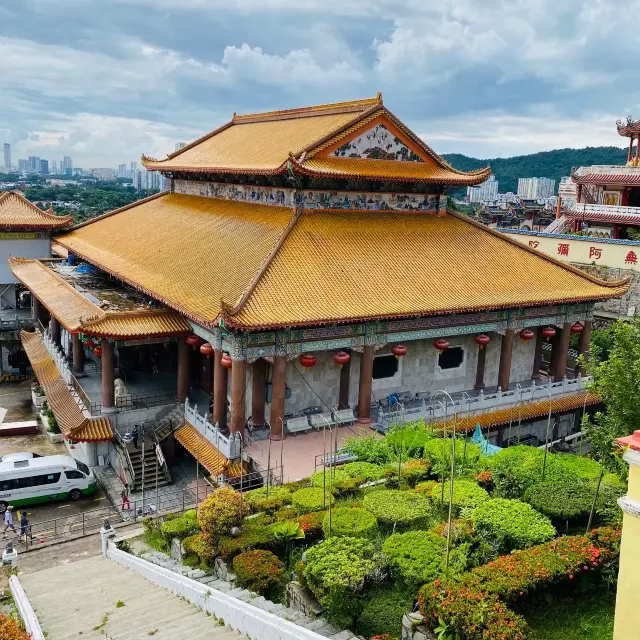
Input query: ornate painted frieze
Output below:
<box><xmin>521</xmin><ymin>305</ymin><xmax>563</xmax><ymax>319</ymax></box>
<box><xmin>189</xmin><ymin>322</ymin><xmax>219</xmax><ymax>347</ymax></box>
<box><xmin>287</xmin><ymin>337</ymin><xmax>356</xmax><ymax>355</ymax></box>
<box><xmin>290</xmin><ymin>324</ymin><xmax>364</xmax><ymax>341</ymax></box>
<box><xmin>174</xmin><ymin>179</ymin><xmax>294</xmax><ymax>207</ymax></box>
<box><xmin>247</xmin><ymin>345</ymin><xmax>275</xmax><ymax>360</ymax></box>
<box><xmin>383</xmin><ymin>312</ymin><xmax>502</xmax><ymax>333</ymax></box>
<box><xmin>247</xmin><ymin>332</ymin><xmax>276</xmax><ymax>346</ymax></box>
<box><xmin>521</xmin><ymin>316</ymin><xmax>567</xmax><ymax>328</ymax></box>
<box><xmin>380</xmin><ymin>321</ymin><xmax>507</xmax><ymax>344</ymax></box>
<box><xmin>330</xmin><ymin>124</ymin><xmax>423</xmax><ymax>162</ymax></box>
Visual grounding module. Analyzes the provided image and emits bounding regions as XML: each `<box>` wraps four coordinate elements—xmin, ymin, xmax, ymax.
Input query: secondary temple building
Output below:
<box><xmin>10</xmin><ymin>95</ymin><xmax>630</xmax><ymax>480</ymax></box>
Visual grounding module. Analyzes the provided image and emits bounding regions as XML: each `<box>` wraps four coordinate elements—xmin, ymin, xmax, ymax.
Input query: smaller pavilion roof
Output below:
<box><xmin>10</xmin><ymin>258</ymin><xmax>191</xmax><ymax>338</ymax></box>
<box><xmin>617</xmin><ymin>117</ymin><xmax>640</xmax><ymax>137</ymax></box>
<box><xmin>21</xmin><ymin>330</ymin><xmax>113</xmax><ymax>442</ymax></box>
<box><xmin>0</xmin><ymin>191</ymin><xmax>72</xmax><ymax>229</ymax></box>
<box><xmin>571</xmin><ymin>165</ymin><xmax>640</xmax><ymax>186</ymax></box>
<box><xmin>566</xmin><ymin>208</ymin><xmax>640</xmax><ymax>225</ymax></box>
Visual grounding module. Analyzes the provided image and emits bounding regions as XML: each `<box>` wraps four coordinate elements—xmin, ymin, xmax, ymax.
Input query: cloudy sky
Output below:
<box><xmin>1</xmin><ymin>0</ymin><xmax>638</xmax><ymax>168</ymax></box>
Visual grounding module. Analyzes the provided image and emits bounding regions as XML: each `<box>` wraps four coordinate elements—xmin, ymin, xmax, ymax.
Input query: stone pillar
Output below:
<box><xmin>50</xmin><ymin>317</ymin><xmax>61</xmax><ymax>347</ymax></box>
<box><xmin>230</xmin><ymin>359</ymin><xmax>245</xmax><ymax>435</ymax></box>
<box><xmin>213</xmin><ymin>349</ymin><xmax>228</xmax><ymax>428</ymax></box>
<box><xmin>176</xmin><ymin>337</ymin><xmax>189</xmax><ymax>403</ymax></box>
<box><xmin>553</xmin><ymin>322</ymin><xmax>571</xmax><ymax>382</ymax></box>
<box><xmin>338</xmin><ymin>350</ymin><xmax>351</xmax><ymax>409</ymax></box>
<box><xmin>101</xmin><ymin>340</ymin><xmax>115</xmax><ymax>412</ymax></box>
<box><xmin>270</xmin><ymin>355</ymin><xmax>286</xmax><ymax>440</ymax></box>
<box><xmin>72</xmin><ymin>333</ymin><xmax>84</xmax><ymax>377</ymax></box>
<box><xmin>474</xmin><ymin>342</ymin><xmax>487</xmax><ymax>390</ymax></box>
<box><xmin>357</xmin><ymin>346</ymin><xmax>374</xmax><ymax>424</ymax></box>
<box><xmin>251</xmin><ymin>359</ymin><xmax>267</xmax><ymax>429</ymax></box>
<box><xmin>612</xmin><ymin>434</ymin><xmax>640</xmax><ymax>640</ymax></box>
<box><xmin>576</xmin><ymin>320</ymin><xmax>592</xmax><ymax>377</ymax></box>
<box><xmin>532</xmin><ymin>326</ymin><xmax>544</xmax><ymax>380</ymax></box>
<box><xmin>497</xmin><ymin>329</ymin><xmax>514</xmax><ymax>391</ymax></box>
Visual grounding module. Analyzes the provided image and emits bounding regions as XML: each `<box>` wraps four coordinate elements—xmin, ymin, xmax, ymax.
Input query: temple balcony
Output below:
<box><xmin>569</xmin><ymin>201</ymin><xmax>640</xmax><ymax>225</ymax></box>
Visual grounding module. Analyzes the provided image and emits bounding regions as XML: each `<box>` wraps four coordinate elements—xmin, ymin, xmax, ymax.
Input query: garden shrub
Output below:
<box><xmin>274</xmin><ymin>505</ymin><xmax>298</xmax><ymax>521</ymax></box>
<box><xmin>470</xmin><ymin>498</ymin><xmax>555</xmax><ymax>554</ymax></box>
<box><xmin>0</xmin><ymin>614</ymin><xmax>31</xmax><ymax>640</ymax></box>
<box><xmin>343</xmin><ymin>434</ymin><xmax>390</xmax><ymax>464</ymax></box>
<box><xmin>244</xmin><ymin>486</ymin><xmax>292</xmax><ymax>513</ymax></box>
<box><xmin>311</xmin><ymin>469</ymin><xmax>360</xmax><ymax>494</ymax></box>
<box><xmin>430</xmin><ymin>479</ymin><xmax>490</xmax><ymax>517</ymax></box>
<box><xmin>523</xmin><ymin>478</ymin><xmax>596</xmax><ymax>521</ymax></box>
<box><xmin>430</xmin><ymin>518</ymin><xmax>475</xmax><ymax>546</ymax></box>
<box><xmin>356</xmin><ymin>584</ymin><xmax>415</xmax><ymax>639</ymax></box>
<box><xmin>233</xmin><ymin>550</ymin><xmax>286</xmax><ymax>597</ymax></box>
<box><xmin>304</xmin><ymin>536</ymin><xmax>385</xmax><ymax>628</ymax></box>
<box><xmin>383</xmin><ymin>530</ymin><xmax>466</xmax><ymax>589</ymax></box>
<box><xmin>322</xmin><ymin>507</ymin><xmax>378</xmax><ymax>538</ymax></box>
<box><xmin>160</xmin><ymin>511</ymin><xmax>199</xmax><ymax>544</ymax></box>
<box><xmin>423</xmin><ymin>438</ymin><xmax>483</xmax><ymax>477</ymax></box>
<box><xmin>298</xmin><ymin>510</ymin><xmax>327</xmax><ymax>537</ymax></box>
<box><xmin>400</xmin><ymin>459</ymin><xmax>431</xmax><ymax>486</ymax></box>
<box><xmin>198</xmin><ymin>486</ymin><xmax>244</xmax><ymax>536</ymax></box>
<box><xmin>282</xmin><ymin>478</ymin><xmax>311</xmax><ymax>492</ymax></box>
<box><xmin>414</xmin><ymin>480</ymin><xmax>438</xmax><ymax>495</ymax></box>
<box><xmin>216</xmin><ymin>518</ymin><xmax>275</xmax><ymax>561</ymax></box>
<box><xmin>473</xmin><ymin>469</ymin><xmax>494</xmax><ymax>491</ymax></box>
<box><xmin>292</xmin><ymin>487</ymin><xmax>334</xmax><ymax>513</ymax></box>
<box><xmin>597</xmin><ymin>474</ymin><xmax>626</xmax><ymax>525</ymax></box>
<box><xmin>418</xmin><ymin>527</ymin><xmax>621</xmax><ymax>640</ymax></box>
<box><xmin>183</xmin><ymin>533</ymin><xmax>215</xmax><ymax>565</ymax></box>
<box><xmin>386</xmin><ymin>422</ymin><xmax>433</xmax><ymax>459</ymax></box>
<box><xmin>363</xmin><ymin>489</ymin><xmax>433</xmax><ymax>531</ymax></box>
<box><xmin>343</xmin><ymin>461</ymin><xmax>385</xmax><ymax>482</ymax></box>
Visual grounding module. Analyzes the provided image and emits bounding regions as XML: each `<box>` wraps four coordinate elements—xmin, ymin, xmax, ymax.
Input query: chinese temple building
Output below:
<box><xmin>475</xmin><ymin>197</ymin><xmax>557</xmax><ymax>231</ymax></box>
<box><xmin>11</xmin><ymin>96</ymin><xmax>629</xmax><ymax>480</ymax></box>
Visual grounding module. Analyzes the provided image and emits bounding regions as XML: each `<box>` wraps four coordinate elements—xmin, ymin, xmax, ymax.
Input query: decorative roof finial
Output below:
<box><xmin>376</xmin><ymin>91</ymin><xmax>383</xmax><ymax>103</ymax></box>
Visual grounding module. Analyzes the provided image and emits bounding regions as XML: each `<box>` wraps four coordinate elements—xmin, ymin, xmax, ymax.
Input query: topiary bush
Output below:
<box><xmin>233</xmin><ymin>550</ymin><xmax>286</xmax><ymax>597</ymax></box>
<box><xmin>471</xmin><ymin>498</ymin><xmax>556</xmax><ymax>555</ymax></box>
<box><xmin>356</xmin><ymin>584</ymin><xmax>415</xmax><ymax>639</ymax></box>
<box><xmin>303</xmin><ymin>536</ymin><xmax>385</xmax><ymax>628</ymax></box>
<box><xmin>400</xmin><ymin>459</ymin><xmax>431</xmax><ymax>487</ymax></box>
<box><xmin>198</xmin><ymin>486</ymin><xmax>244</xmax><ymax>537</ymax></box>
<box><xmin>274</xmin><ymin>505</ymin><xmax>298</xmax><ymax>521</ymax></box>
<box><xmin>160</xmin><ymin>510</ymin><xmax>199</xmax><ymax>544</ymax></box>
<box><xmin>322</xmin><ymin>507</ymin><xmax>378</xmax><ymax>538</ymax></box>
<box><xmin>183</xmin><ymin>532</ymin><xmax>215</xmax><ymax>565</ymax></box>
<box><xmin>216</xmin><ymin>518</ymin><xmax>275</xmax><ymax>561</ymax></box>
<box><xmin>311</xmin><ymin>469</ymin><xmax>360</xmax><ymax>494</ymax></box>
<box><xmin>298</xmin><ymin>510</ymin><xmax>327</xmax><ymax>537</ymax></box>
<box><xmin>342</xmin><ymin>461</ymin><xmax>385</xmax><ymax>482</ymax></box>
<box><xmin>523</xmin><ymin>478</ymin><xmax>596</xmax><ymax>521</ymax></box>
<box><xmin>363</xmin><ymin>489</ymin><xmax>434</xmax><ymax>531</ymax></box>
<box><xmin>244</xmin><ymin>486</ymin><xmax>292</xmax><ymax>513</ymax></box>
<box><xmin>383</xmin><ymin>530</ymin><xmax>467</xmax><ymax>589</ymax></box>
<box><xmin>414</xmin><ymin>480</ymin><xmax>439</xmax><ymax>495</ymax></box>
<box><xmin>292</xmin><ymin>487</ymin><xmax>334</xmax><ymax>513</ymax></box>
<box><xmin>430</xmin><ymin>479</ymin><xmax>490</xmax><ymax>517</ymax></box>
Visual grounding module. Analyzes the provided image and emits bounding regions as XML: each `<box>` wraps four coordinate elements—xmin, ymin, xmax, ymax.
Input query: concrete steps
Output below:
<box><xmin>19</xmin><ymin>555</ymin><xmax>248</xmax><ymax>640</ymax></box>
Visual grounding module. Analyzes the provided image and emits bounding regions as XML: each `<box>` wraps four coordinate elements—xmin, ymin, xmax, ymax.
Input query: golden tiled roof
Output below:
<box><xmin>175</xmin><ymin>423</ymin><xmax>228</xmax><ymax>477</ymax></box>
<box><xmin>231</xmin><ymin>210</ymin><xmax>629</xmax><ymax>328</ymax></box>
<box><xmin>21</xmin><ymin>330</ymin><xmax>113</xmax><ymax>442</ymax></box>
<box><xmin>0</xmin><ymin>191</ymin><xmax>72</xmax><ymax>228</ymax></box>
<box><xmin>10</xmin><ymin>258</ymin><xmax>191</xmax><ymax>338</ymax></box>
<box><xmin>55</xmin><ymin>194</ymin><xmax>297</xmax><ymax>324</ymax></box>
<box><xmin>430</xmin><ymin>391</ymin><xmax>599</xmax><ymax>434</ymax></box>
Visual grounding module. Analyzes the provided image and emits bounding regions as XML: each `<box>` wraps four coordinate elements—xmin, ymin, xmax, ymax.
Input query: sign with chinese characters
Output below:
<box><xmin>0</xmin><ymin>232</ymin><xmax>44</xmax><ymax>240</ymax></box>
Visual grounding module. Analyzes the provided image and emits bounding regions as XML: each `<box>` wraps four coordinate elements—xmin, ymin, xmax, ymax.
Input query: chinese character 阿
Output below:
<box><xmin>557</xmin><ymin>243</ymin><xmax>569</xmax><ymax>256</ymax></box>
<box><xmin>529</xmin><ymin>241</ymin><xmax>539</xmax><ymax>248</ymax></box>
<box><xmin>625</xmin><ymin>251</ymin><xmax>638</xmax><ymax>265</ymax></box>
<box><xmin>589</xmin><ymin>247</ymin><xmax>602</xmax><ymax>260</ymax></box>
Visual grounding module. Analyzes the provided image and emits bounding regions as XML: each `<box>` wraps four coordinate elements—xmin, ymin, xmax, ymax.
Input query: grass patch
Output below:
<box><xmin>525</xmin><ymin>590</ymin><xmax>615</xmax><ymax>640</ymax></box>
<box><xmin>115</xmin><ymin>600</ymin><xmax>125</xmax><ymax>608</ymax></box>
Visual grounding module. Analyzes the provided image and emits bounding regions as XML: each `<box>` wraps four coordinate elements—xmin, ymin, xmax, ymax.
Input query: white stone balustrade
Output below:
<box><xmin>42</xmin><ymin>330</ymin><xmax>72</xmax><ymax>385</ymax></box>
<box><xmin>184</xmin><ymin>398</ymin><xmax>241</xmax><ymax>460</ymax></box>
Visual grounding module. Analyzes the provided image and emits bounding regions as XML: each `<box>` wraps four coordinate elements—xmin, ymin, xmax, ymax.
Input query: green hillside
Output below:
<box><xmin>442</xmin><ymin>146</ymin><xmax>628</xmax><ymax>194</ymax></box>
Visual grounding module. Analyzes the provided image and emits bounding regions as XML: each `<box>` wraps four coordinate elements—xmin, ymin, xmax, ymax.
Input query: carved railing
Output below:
<box><xmin>184</xmin><ymin>398</ymin><xmax>241</xmax><ymax>460</ymax></box>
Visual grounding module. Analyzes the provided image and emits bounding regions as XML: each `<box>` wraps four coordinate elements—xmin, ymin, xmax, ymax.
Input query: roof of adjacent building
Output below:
<box><xmin>10</xmin><ymin>258</ymin><xmax>191</xmax><ymax>338</ymax></box>
<box><xmin>141</xmin><ymin>95</ymin><xmax>490</xmax><ymax>186</ymax></box>
<box><xmin>617</xmin><ymin>118</ymin><xmax>640</xmax><ymax>137</ymax></box>
<box><xmin>566</xmin><ymin>209</ymin><xmax>640</xmax><ymax>225</ymax></box>
<box><xmin>571</xmin><ymin>165</ymin><xmax>640</xmax><ymax>185</ymax></box>
<box><xmin>0</xmin><ymin>191</ymin><xmax>72</xmax><ymax>229</ymax></box>
<box><xmin>21</xmin><ymin>330</ymin><xmax>113</xmax><ymax>442</ymax></box>
<box><xmin>53</xmin><ymin>192</ymin><xmax>629</xmax><ymax>329</ymax></box>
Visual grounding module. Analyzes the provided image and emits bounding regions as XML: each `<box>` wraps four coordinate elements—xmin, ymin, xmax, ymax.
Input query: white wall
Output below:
<box><xmin>0</xmin><ymin>237</ymin><xmax>51</xmax><ymax>283</ymax></box>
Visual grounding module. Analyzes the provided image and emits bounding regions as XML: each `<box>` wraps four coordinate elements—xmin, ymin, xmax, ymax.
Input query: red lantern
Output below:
<box><xmin>93</xmin><ymin>346</ymin><xmax>102</xmax><ymax>358</ymax></box>
<box><xmin>391</xmin><ymin>344</ymin><xmax>407</xmax><ymax>359</ymax></box>
<box><xmin>571</xmin><ymin>322</ymin><xmax>584</xmax><ymax>334</ymax></box>
<box><xmin>221</xmin><ymin>353</ymin><xmax>233</xmax><ymax>369</ymax></box>
<box><xmin>300</xmin><ymin>354</ymin><xmax>317</xmax><ymax>371</ymax></box>
<box><xmin>186</xmin><ymin>334</ymin><xmax>201</xmax><ymax>350</ymax></box>
<box><xmin>541</xmin><ymin>326</ymin><xmax>556</xmax><ymax>341</ymax></box>
<box><xmin>86</xmin><ymin>339</ymin><xmax>95</xmax><ymax>349</ymax></box>
<box><xmin>200</xmin><ymin>342</ymin><xmax>213</xmax><ymax>357</ymax></box>
<box><xmin>433</xmin><ymin>339</ymin><xmax>449</xmax><ymax>353</ymax></box>
<box><xmin>474</xmin><ymin>335</ymin><xmax>490</xmax><ymax>350</ymax></box>
<box><xmin>333</xmin><ymin>351</ymin><xmax>351</xmax><ymax>368</ymax></box>
<box><xmin>519</xmin><ymin>329</ymin><xmax>535</xmax><ymax>343</ymax></box>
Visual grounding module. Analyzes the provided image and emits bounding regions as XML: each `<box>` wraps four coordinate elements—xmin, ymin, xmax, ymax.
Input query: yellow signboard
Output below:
<box><xmin>0</xmin><ymin>232</ymin><xmax>42</xmax><ymax>240</ymax></box>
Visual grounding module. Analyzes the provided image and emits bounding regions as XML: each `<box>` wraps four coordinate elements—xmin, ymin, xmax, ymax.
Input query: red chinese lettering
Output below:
<box><xmin>529</xmin><ymin>241</ymin><xmax>539</xmax><ymax>248</ymax></box>
<box><xmin>557</xmin><ymin>243</ymin><xmax>569</xmax><ymax>256</ymax></box>
<box><xmin>625</xmin><ymin>251</ymin><xmax>638</xmax><ymax>265</ymax></box>
<box><xmin>589</xmin><ymin>246</ymin><xmax>602</xmax><ymax>260</ymax></box>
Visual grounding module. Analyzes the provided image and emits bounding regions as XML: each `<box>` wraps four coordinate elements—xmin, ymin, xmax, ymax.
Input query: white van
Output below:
<box><xmin>0</xmin><ymin>455</ymin><xmax>96</xmax><ymax>512</ymax></box>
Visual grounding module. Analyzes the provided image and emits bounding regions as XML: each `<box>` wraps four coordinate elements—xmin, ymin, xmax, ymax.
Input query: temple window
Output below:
<box><xmin>438</xmin><ymin>346</ymin><xmax>464</xmax><ymax>371</ymax></box>
<box><xmin>372</xmin><ymin>352</ymin><xmax>402</xmax><ymax>390</ymax></box>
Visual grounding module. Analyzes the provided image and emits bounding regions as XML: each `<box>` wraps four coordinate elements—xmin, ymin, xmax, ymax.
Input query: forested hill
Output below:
<box><xmin>441</xmin><ymin>146</ymin><xmax>628</xmax><ymax>194</ymax></box>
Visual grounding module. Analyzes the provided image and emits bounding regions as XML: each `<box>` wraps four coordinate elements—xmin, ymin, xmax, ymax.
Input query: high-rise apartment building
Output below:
<box><xmin>18</xmin><ymin>159</ymin><xmax>27</xmax><ymax>172</ymax></box>
<box><xmin>175</xmin><ymin>142</ymin><xmax>186</xmax><ymax>152</ymax></box>
<box><xmin>130</xmin><ymin>161</ymin><xmax>137</xmax><ymax>172</ymax></box>
<box><xmin>62</xmin><ymin>156</ymin><xmax>73</xmax><ymax>175</ymax></box>
<box><xmin>3</xmin><ymin>144</ymin><xmax>10</xmax><ymax>171</ymax></box>
<box><xmin>39</xmin><ymin>159</ymin><xmax>49</xmax><ymax>174</ymax></box>
<box><xmin>467</xmin><ymin>174</ymin><xmax>499</xmax><ymax>203</ymax></box>
<box><xmin>517</xmin><ymin>177</ymin><xmax>555</xmax><ymax>200</ymax></box>
<box><xmin>117</xmin><ymin>164</ymin><xmax>128</xmax><ymax>178</ymax></box>
<box><xmin>50</xmin><ymin>160</ymin><xmax>58</xmax><ymax>174</ymax></box>
<box><xmin>27</xmin><ymin>156</ymin><xmax>40</xmax><ymax>173</ymax></box>
<box><xmin>131</xmin><ymin>168</ymin><xmax>165</xmax><ymax>191</ymax></box>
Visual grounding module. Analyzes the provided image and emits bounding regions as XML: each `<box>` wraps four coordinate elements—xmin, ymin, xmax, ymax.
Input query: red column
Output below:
<box><xmin>338</xmin><ymin>350</ymin><xmax>351</xmax><ymax>409</ymax></box>
<box><xmin>230</xmin><ymin>359</ymin><xmax>245</xmax><ymax>436</ymax></box>
<box><xmin>497</xmin><ymin>329</ymin><xmax>514</xmax><ymax>391</ymax></box>
<box><xmin>357</xmin><ymin>346</ymin><xmax>374</xmax><ymax>424</ymax></box>
<box><xmin>213</xmin><ymin>349</ymin><xmax>228</xmax><ymax>428</ymax></box>
<box><xmin>270</xmin><ymin>355</ymin><xmax>286</xmax><ymax>440</ymax></box>
<box><xmin>72</xmin><ymin>333</ymin><xmax>84</xmax><ymax>377</ymax></box>
<box><xmin>251</xmin><ymin>359</ymin><xmax>267</xmax><ymax>429</ymax></box>
<box><xmin>576</xmin><ymin>320</ymin><xmax>592</xmax><ymax>377</ymax></box>
<box><xmin>101</xmin><ymin>340</ymin><xmax>115</xmax><ymax>411</ymax></box>
<box><xmin>474</xmin><ymin>342</ymin><xmax>487</xmax><ymax>390</ymax></box>
<box><xmin>176</xmin><ymin>337</ymin><xmax>189</xmax><ymax>403</ymax></box>
<box><xmin>628</xmin><ymin>135</ymin><xmax>634</xmax><ymax>163</ymax></box>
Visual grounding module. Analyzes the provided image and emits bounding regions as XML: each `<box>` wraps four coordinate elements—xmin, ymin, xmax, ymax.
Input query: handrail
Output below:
<box><xmin>70</xmin><ymin>374</ymin><xmax>92</xmax><ymax>413</ymax></box>
<box><xmin>113</xmin><ymin>429</ymin><xmax>136</xmax><ymax>489</ymax></box>
<box><xmin>151</xmin><ymin>422</ymin><xmax>173</xmax><ymax>485</ymax></box>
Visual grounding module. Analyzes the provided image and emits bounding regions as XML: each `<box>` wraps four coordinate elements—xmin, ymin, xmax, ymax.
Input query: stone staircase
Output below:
<box><xmin>18</xmin><ymin>555</ymin><xmax>249</xmax><ymax>640</ymax></box>
<box><xmin>154</xmin><ymin>405</ymin><xmax>185</xmax><ymax>443</ymax></box>
<box><xmin>140</xmin><ymin>548</ymin><xmax>359</xmax><ymax>640</ymax></box>
<box><xmin>129</xmin><ymin>442</ymin><xmax>172</xmax><ymax>491</ymax></box>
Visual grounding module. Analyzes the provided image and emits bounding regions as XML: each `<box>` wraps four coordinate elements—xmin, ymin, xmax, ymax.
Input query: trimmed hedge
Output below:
<box><xmin>382</xmin><ymin>530</ymin><xmax>466</xmax><ymax>589</ymax></box>
<box><xmin>342</xmin><ymin>461</ymin><xmax>385</xmax><ymax>482</ymax></box>
<box><xmin>233</xmin><ymin>550</ymin><xmax>286</xmax><ymax>596</ymax></box>
<box><xmin>419</xmin><ymin>527</ymin><xmax>621</xmax><ymax>640</ymax></box>
<box><xmin>430</xmin><ymin>479</ymin><xmax>490</xmax><ymax>517</ymax></box>
<box><xmin>363</xmin><ymin>489</ymin><xmax>433</xmax><ymax>531</ymax></box>
<box><xmin>414</xmin><ymin>480</ymin><xmax>439</xmax><ymax>495</ymax></box>
<box><xmin>292</xmin><ymin>487</ymin><xmax>334</xmax><ymax>513</ymax></box>
<box><xmin>356</xmin><ymin>585</ymin><xmax>415</xmax><ymax>639</ymax></box>
<box><xmin>198</xmin><ymin>486</ymin><xmax>244</xmax><ymax>536</ymax></box>
<box><xmin>182</xmin><ymin>533</ymin><xmax>215</xmax><ymax>563</ymax></box>
<box><xmin>523</xmin><ymin>478</ymin><xmax>596</xmax><ymax>521</ymax></box>
<box><xmin>217</xmin><ymin>518</ymin><xmax>275</xmax><ymax>561</ymax></box>
<box><xmin>244</xmin><ymin>486</ymin><xmax>292</xmax><ymax>513</ymax></box>
<box><xmin>400</xmin><ymin>459</ymin><xmax>431</xmax><ymax>486</ymax></box>
<box><xmin>470</xmin><ymin>498</ymin><xmax>556</xmax><ymax>554</ymax></box>
<box><xmin>160</xmin><ymin>511</ymin><xmax>199</xmax><ymax>543</ymax></box>
<box><xmin>311</xmin><ymin>469</ymin><xmax>360</xmax><ymax>494</ymax></box>
<box><xmin>298</xmin><ymin>510</ymin><xmax>327</xmax><ymax>537</ymax></box>
<box><xmin>322</xmin><ymin>507</ymin><xmax>378</xmax><ymax>538</ymax></box>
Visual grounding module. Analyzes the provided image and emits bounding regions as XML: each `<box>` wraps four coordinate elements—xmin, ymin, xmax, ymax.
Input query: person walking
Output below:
<box><xmin>3</xmin><ymin>506</ymin><xmax>15</xmax><ymax>537</ymax></box>
<box><xmin>131</xmin><ymin>425</ymin><xmax>139</xmax><ymax>449</ymax></box>
<box><xmin>120</xmin><ymin>483</ymin><xmax>131</xmax><ymax>510</ymax></box>
<box><xmin>19</xmin><ymin>512</ymin><xmax>32</xmax><ymax>543</ymax></box>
